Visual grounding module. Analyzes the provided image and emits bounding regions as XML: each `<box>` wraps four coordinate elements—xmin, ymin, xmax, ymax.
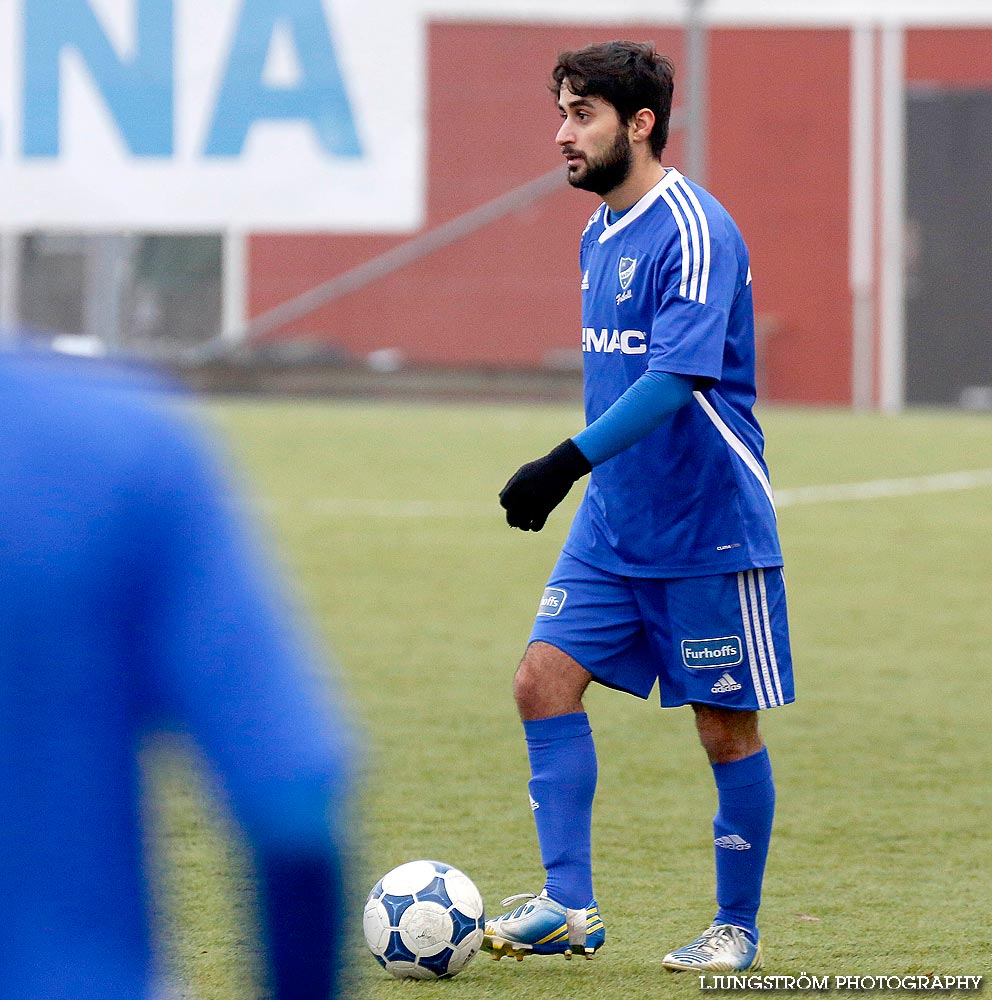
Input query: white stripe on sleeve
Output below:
<box><xmin>676</xmin><ymin>179</ymin><xmax>712</xmax><ymax>304</ymax></box>
<box><xmin>660</xmin><ymin>188</ymin><xmax>692</xmax><ymax>297</ymax></box>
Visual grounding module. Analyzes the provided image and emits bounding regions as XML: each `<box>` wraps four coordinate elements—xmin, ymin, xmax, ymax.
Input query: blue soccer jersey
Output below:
<box><xmin>563</xmin><ymin>168</ymin><xmax>782</xmax><ymax>578</ymax></box>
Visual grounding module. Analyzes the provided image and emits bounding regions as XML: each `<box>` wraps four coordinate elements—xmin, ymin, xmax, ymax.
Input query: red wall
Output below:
<box><xmin>248</xmin><ymin>23</ymin><xmax>989</xmax><ymax>404</ymax></box>
<box><xmin>249</xmin><ymin>23</ymin><xmax>683</xmax><ymax>370</ymax></box>
<box><xmin>906</xmin><ymin>28</ymin><xmax>992</xmax><ymax>84</ymax></box>
<box><xmin>708</xmin><ymin>28</ymin><xmax>850</xmax><ymax>404</ymax></box>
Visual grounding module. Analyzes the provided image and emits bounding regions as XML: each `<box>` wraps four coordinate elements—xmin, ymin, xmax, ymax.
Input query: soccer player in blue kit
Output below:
<box><xmin>0</xmin><ymin>349</ymin><xmax>353</xmax><ymax>1000</ymax></box>
<box><xmin>486</xmin><ymin>41</ymin><xmax>794</xmax><ymax>972</ymax></box>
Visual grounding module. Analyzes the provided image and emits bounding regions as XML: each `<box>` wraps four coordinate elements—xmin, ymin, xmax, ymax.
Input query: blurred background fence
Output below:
<box><xmin>1</xmin><ymin>0</ymin><xmax>990</xmax><ymax>409</ymax></box>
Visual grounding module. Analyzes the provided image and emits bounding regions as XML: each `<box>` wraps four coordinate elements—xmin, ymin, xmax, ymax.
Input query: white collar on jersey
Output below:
<box><xmin>597</xmin><ymin>168</ymin><xmax>682</xmax><ymax>244</ymax></box>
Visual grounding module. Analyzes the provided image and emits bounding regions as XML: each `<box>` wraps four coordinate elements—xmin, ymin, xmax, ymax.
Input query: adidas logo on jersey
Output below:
<box><xmin>710</xmin><ymin>672</ymin><xmax>743</xmax><ymax>694</ymax></box>
<box><xmin>581</xmin><ymin>270</ymin><xmax>590</xmax><ymax>289</ymax></box>
<box><xmin>581</xmin><ymin>207</ymin><xmax>602</xmax><ymax>236</ymax></box>
<box><xmin>715</xmin><ymin>834</ymin><xmax>751</xmax><ymax>851</ymax></box>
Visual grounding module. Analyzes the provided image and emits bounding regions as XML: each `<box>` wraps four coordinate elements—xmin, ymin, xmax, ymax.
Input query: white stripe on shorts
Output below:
<box><xmin>757</xmin><ymin>569</ymin><xmax>785</xmax><ymax>705</ymax></box>
<box><xmin>737</xmin><ymin>569</ymin><xmax>783</xmax><ymax>708</ymax></box>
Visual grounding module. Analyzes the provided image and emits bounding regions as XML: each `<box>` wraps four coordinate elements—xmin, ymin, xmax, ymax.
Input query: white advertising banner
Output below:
<box><xmin>0</xmin><ymin>0</ymin><xmax>424</xmax><ymax>232</ymax></box>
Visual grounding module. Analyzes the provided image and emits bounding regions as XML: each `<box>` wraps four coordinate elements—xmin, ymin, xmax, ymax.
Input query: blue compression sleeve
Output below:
<box><xmin>572</xmin><ymin>370</ymin><xmax>696</xmax><ymax>467</ymax></box>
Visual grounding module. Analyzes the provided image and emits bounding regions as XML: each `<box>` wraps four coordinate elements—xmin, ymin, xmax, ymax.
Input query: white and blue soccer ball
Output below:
<box><xmin>363</xmin><ymin>860</ymin><xmax>485</xmax><ymax>980</ymax></box>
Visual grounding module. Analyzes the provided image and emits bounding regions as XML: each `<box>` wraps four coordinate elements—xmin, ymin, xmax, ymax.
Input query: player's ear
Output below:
<box><xmin>630</xmin><ymin>107</ymin><xmax>656</xmax><ymax>146</ymax></box>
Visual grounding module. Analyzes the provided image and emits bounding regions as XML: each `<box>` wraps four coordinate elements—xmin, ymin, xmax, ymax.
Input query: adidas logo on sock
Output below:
<box><xmin>711</xmin><ymin>672</ymin><xmax>742</xmax><ymax>694</ymax></box>
<box><xmin>529</xmin><ymin>794</ymin><xmax>540</xmax><ymax>812</ymax></box>
<box><xmin>715</xmin><ymin>834</ymin><xmax>752</xmax><ymax>850</ymax></box>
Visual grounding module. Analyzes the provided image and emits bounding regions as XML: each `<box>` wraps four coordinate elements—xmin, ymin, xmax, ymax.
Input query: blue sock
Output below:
<box><xmin>523</xmin><ymin>712</ymin><xmax>597</xmax><ymax>909</ymax></box>
<box><xmin>711</xmin><ymin>747</ymin><xmax>775</xmax><ymax>939</ymax></box>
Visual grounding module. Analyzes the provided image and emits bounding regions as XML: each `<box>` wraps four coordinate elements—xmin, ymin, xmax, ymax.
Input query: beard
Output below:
<box><xmin>566</xmin><ymin>125</ymin><xmax>633</xmax><ymax>196</ymax></box>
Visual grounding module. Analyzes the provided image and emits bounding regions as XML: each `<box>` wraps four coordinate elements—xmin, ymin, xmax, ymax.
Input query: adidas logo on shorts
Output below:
<box><xmin>710</xmin><ymin>672</ymin><xmax>743</xmax><ymax>694</ymax></box>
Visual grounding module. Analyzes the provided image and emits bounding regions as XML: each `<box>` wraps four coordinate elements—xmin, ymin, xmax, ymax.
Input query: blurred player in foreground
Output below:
<box><xmin>0</xmin><ymin>347</ymin><xmax>354</xmax><ymax>1000</ymax></box>
<box><xmin>490</xmin><ymin>41</ymin><xmax>794</xmax><ymax>973</ymax></box>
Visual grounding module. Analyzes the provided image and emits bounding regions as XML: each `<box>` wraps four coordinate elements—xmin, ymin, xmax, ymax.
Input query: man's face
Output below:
<box><xmin>556</xmin><ymin>83</ymin><xmax>632</xmax><ymax>196</ymax></box>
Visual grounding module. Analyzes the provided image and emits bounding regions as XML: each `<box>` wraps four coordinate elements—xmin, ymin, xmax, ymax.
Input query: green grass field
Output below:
<box><xmin>150</xmin><ymin>400</ymin><xmax>992</xmax><ymax>997</ymax></box>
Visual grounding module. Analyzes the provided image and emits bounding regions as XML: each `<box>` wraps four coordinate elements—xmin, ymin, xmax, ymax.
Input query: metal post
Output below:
<box><xmin>0</xmin><ymin>230</ymin><xmax>21</xmax><ymax>343</ymax></box>
<box><xmin>222</xmin><ymin>229</ymin><xmax>247</xmax><ymax>344</ymax></box>
<box><xmin>849</xmin><ymin>23</ymin><xmax>877</xmax><ymax>411</ymax></box>
<box><xmin>685</xmin><ymin>0</ymin><xmax>708</xmax><ymax>185</ymax></box>
<box><xmin>83</xmin><ymin>234</ymin><xmax>137</xmax><ymax>353</ymax></box>
<box><xmin>879</xmin><ymin>23</ymin><xmax>906</xmax><ymax>413</ymax></box>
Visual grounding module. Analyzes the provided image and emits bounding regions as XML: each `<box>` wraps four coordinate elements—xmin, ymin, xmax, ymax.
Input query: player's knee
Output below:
<box><xmin>513</xmin><ymin>642</ymin><xmax>589</xmax><ymax>719</ymax></box>
<box><xmin>693</xmin><ymin>705</ymin><xmax>763</xmax><ymax>763</ymax></box>
<box><xmin>512</xmin><ymin>655</ymin><xmax>544</xmax><ymax>714</ymax></box>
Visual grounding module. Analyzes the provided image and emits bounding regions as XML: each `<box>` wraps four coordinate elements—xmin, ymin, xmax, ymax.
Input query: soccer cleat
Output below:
<box><xmin>482</xmin><ymin>892</ymin><xmax>605</xmax><ymax>961</ymax></box>
<box><xmin>662</xmin><ymin>923</ymin><xmax>763</xmax><ymax>972</ymax></box>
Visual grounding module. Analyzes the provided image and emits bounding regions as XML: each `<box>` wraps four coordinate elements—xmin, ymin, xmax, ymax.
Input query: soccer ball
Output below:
<box><xmin>363</xmin><ymin>860</ymin><xmax>485</xmax><ymax>979</ymax></box>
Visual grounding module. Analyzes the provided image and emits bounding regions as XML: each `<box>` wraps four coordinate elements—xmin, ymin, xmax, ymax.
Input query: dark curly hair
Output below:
<box><xmin>551</xmin><ymin>40</ymin><xmax>675</xmax><ymax>158</ymax></box>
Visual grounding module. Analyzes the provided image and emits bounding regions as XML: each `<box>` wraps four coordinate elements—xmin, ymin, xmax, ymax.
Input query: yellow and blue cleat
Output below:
<box><xmin>482</xmin><ymin>891</ymin><xmax>605</xmax><ymax>961</ymax></box>
<box><xmin>662</xmin><ymin>923</ymin><xmax>762</xmax><ymax>972</ymax></box>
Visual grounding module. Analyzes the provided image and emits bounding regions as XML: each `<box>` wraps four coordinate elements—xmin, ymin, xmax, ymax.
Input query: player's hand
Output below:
<box><xmin>499</xmin><ymin>439</ymin><xmax>591</xmax><ymax>531</ymax></box>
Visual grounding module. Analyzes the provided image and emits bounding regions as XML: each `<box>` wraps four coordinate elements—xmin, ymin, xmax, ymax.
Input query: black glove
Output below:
<box><xmin>499</xmin><ymin>439</ymin><xmax>592</xmax><ymax>531</ymax></box>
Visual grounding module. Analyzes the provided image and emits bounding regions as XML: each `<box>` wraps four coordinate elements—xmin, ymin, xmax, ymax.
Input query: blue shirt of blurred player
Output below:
<box><xmin>0</xmin><ymin>349</ymin><xmax>353</xmax><ymax>1000</ymax></box>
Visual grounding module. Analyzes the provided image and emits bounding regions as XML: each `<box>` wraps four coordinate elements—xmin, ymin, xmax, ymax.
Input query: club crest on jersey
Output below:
<box><xmin>618</xmin><ymin>256</ymin><xmax>637</xmax><ymax>289</ymax></box>
<box><xmin>617</xmin><ymin>256</ymin><xmax>637</xmax><ymax>304</ymax></box>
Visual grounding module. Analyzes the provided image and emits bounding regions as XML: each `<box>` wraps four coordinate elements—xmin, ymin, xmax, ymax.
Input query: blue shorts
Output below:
<box><xmin>529</xmin><ymin>551</ymin><xmax>795</xmax><ymax>710</ymax></box>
